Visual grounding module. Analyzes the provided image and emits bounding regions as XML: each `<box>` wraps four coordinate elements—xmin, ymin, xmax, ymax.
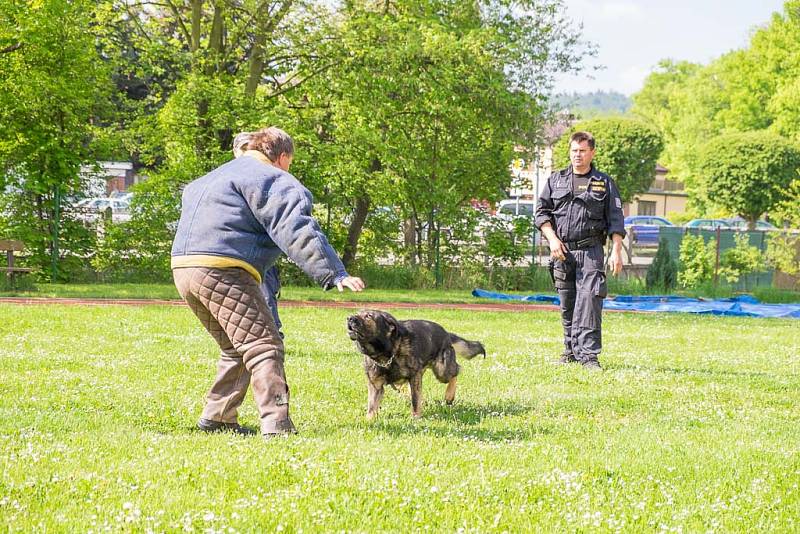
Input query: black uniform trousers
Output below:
<box><xmin>552</xmin><ymin>244</ymin><xmax>608</xmax><ymax>363</ymax></box>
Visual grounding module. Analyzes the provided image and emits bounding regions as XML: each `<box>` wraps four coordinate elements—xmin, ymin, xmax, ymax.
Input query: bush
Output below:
<box><xmin>0</xmin><ymin>195</ymin><xmax>98</xmax><ymax>282</ymax></box>
<box><xmin>278</xmin><ymin>258</ymin><xmax>554</xmax><ymax>292</ymax></box>
<box><xmin>678</xmin><ymin>234</ymin><xmax>717</xmax><ymax>289</ymax></box>
<box><xmin>646</xmin><ymin>238</ymin><xmax>678</xmax><ymax>292</ymax></box>
<box><xmin>482</xmin><ymin>215</ymin><xmax>535</xmax><ymax>269</ymax></box>
<box><xmin>718</xmin><ymin>233</ymin><xmax>765</xmax><ymax>287</ymax></box>
<box><xmin>0</xmin><ymin>273</ymin><xmax>37</xmax><ymax>292</ymax></box>
<box><xmin>766</xmin><ymin>233</ymin><xmax>800</xmax><ymax>276</ymax></box>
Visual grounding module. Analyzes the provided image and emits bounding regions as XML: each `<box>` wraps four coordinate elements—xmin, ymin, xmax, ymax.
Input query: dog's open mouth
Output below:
<box><xmin>346</xmin><ymin>316</ymin><xmax>364</xmax><ymax>340</ymax></box>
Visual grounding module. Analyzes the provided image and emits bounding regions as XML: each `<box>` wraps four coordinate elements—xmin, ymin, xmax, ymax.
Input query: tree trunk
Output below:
<box><xmin>342</xmin><ymin>195</ymin><xmax>370</xmax><ymax>268</ymax></box>
<box><xmin>403</xmin><ymin>214</ymin><xmax>417</xmax><ymax>266</ymax></box>
<box><xmin>426</xmin><ymin>208</ymin><xmax>435</xmax><ymax>268</ymax></box>
<box><xmin>190</xmin><ymin>0</ymin><xmax>202</xmax><ymax>52</ymax></box>
<box><xmin>206</xmin><ymin>2</ymin><xmax>223</xmax><ymax>76</ymax></box>
<box><xmin>245</xmin><ymin>30</ymin><xmax>267</xmax><ymax>98</ymax></box>
<box><xmin>245</xmin><ymin>0</ymin><xmax>294</xmax><ymax>98</ymax></box>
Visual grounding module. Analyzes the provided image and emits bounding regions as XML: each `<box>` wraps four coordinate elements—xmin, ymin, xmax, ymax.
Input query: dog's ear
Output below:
<box><xmin>380</xmin><ymin>312</ymin><xmax>403</xmax><ymax>338</ymax></box>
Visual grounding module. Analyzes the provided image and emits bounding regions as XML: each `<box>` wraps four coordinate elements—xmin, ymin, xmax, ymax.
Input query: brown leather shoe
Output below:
<box><xmin>197</xmin><ymin>418</ymin><xmax>257</xmax><ymax>435</ymax></box>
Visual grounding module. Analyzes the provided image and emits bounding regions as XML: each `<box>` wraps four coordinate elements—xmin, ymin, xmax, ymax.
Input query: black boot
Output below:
<box><xmin>556</xmin><ymin>351</ymin><xmax>578</xmax><ymax>364</ymax></box>
<box><xmin>581</xmin><ymin>359</ymin><xmax>603</xmax><ymax>371</ymax></box>
<box><xmin>197</xmin><ymin>418</ymin><xmax>257</xmax><ymax>435</ymax></box>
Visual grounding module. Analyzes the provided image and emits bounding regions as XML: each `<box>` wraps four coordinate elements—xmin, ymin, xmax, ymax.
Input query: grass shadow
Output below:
<box><xmin>422</xmin><ymin>400</ymin><xmax>532</xmax><ymax>424</ymax></box>
<box><xmin>346</xmin><ymin>400</ymin><xmax>543</xmax><ymax>442</ymax></box>
<box><xmin>611</xmin><ymin>362</ymin><xmax>784</xmax><ymax>380</ymax></box>
<box><xmin>372</xmin><ymin>418</ymin><xmax>548</xmax><ymax>443</ymax></box>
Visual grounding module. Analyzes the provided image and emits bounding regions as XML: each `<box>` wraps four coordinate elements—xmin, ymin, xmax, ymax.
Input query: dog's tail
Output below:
<box><xmin>449</xmin><ymin>333</ymin><xmax>486</xmax><ymax>360</ymax></box>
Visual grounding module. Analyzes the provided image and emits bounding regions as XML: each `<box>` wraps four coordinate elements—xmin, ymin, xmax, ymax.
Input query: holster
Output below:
<box><xmin>548</xmin><ymin>259</ymin><xmax>556</xmax><ymax>285</ymax></box>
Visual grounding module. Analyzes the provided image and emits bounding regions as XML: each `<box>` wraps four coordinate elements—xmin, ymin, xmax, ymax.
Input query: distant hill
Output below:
<box><xmin>552</xmin><ymin>91</ymin><xmax>631</xmax><ymax>117</ymax></box>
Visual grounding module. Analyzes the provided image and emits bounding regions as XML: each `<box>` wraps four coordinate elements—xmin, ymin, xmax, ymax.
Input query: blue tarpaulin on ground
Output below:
<box><xmin>471</xmin><ymin>289</ymin><xmax>800</xmax><ymax>319</ymax></box>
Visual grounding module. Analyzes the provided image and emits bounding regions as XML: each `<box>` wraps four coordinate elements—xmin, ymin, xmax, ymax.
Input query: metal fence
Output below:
<box><xmin>658</xmin><ymin>227</ymin><xmax>774</xmax><ymax>289</ymax></box>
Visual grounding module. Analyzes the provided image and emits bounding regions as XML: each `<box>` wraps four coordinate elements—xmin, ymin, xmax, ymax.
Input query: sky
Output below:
<box><xmin>554</xmin><ymin>0</ymin><xmax>788</xmax><ymax>96</ymax></box>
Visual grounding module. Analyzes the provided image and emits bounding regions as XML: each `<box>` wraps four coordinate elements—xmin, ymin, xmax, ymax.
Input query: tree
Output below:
<box><xmin>630</xmin><ymin>2</ymin><xmax>800</xmax><ymax>219</ymax></box>
<box><xmin>293</xmin><ymin>0</ymin><xmax>587</xmax><ymax>268</ymax></box>
<box><xmin>553</xmin><ymin>117</ymin><xmax>664</xmax><ymax>203</ymax></box>
<box><xmin>87</xmin><ymin>0</ymin><xmax>330</xmax><ymax>275</ymax></box>
<box><xmin>0</xmin><ymin>0</ymin><xmax>111</xmax><ymax>280</ymax></box>
<box><xmin>699</xmin><ymin>131</ymin><xmax>800</xmax><ymax>229</ymax></box>
<box><xmin>678</xmin><ymin>234</ymin><xmax>716</xmax><ymax>289</ymax></box>
<box><xmin>630</xmin><ymin>60</ymin><xmax>701</xmax><ymax>187</ymax></box>
<box><xmin>646</xmin><ymin>238</ymin><xmax>677</xmax><ymax>292</ymax></box>
<box><xmin>100</xmin><ymin>0</ymin><xmax>314</xmax><ymax>164</ymax></box>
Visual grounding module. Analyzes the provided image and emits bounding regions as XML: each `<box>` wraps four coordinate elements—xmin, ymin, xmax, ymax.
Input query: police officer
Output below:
<box><xmin>534</xmin><ymin>131</ymin><xmax>625</xmax><ymax>370</ymax></box>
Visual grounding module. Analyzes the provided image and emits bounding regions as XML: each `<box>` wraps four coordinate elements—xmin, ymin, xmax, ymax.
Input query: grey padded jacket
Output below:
<box><xmin>171</xmin><ymin>154</ymin><xmax>347</xmax><ymax>290</ymax></box>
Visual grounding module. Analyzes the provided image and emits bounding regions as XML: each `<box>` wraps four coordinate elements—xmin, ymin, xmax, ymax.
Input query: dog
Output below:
<box><xmin>346</xmin><ymin>309</ymin><xmax>485</xmax><ymax>420</ymax></box>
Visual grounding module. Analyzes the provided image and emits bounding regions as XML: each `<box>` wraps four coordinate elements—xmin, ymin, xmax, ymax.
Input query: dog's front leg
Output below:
<box><xmin>366</xmin><ymin>377</ymin><xmax>385</xmax><ymax>421</ymax></box>
<box><xmin>409</xmin><ymin>372</ymin><xmax>424</xmax><ymax>418</ymax></box>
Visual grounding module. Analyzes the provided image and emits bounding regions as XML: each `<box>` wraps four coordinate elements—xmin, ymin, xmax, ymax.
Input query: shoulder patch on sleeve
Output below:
<box><xmin>615</xmin><ymin>197</ymin><xmax>622</xmax><ymax>209</ymax></box>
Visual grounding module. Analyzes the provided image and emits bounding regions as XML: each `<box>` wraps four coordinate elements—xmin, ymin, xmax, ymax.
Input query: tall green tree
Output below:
<box><xmin>630</xmin><ymin>60</ymin><xmax>701</xmax><ymax>182</ymax></box>
<box><xmin>698</xmin><ymin>131</ymin><xmax>800</xmax><ymax>229</ymax></box>
<box><xmin>553</xmin><ymin>117</ymin><xmax>664</xmax><ymax>203</ymax></box>
<box><xmin>631</xmin><ymin>1</ymin><xmax>800</xmax><ymax>220</ymax></box>
<box><xmin>0</xmin><ymin>0</ymin><xmax>111</xmax><ymax>279</ymax></box>
<box><xmin>91</xmin><ymin>0</ymin><xmax>331</xmax><ymax>274</ymax></box>
<box><xmin>100</xmin><ymin>0</ymin><xmax>320</xmax><ymax>170</ymax></box>
<box><xmin>295</xmin><ymin>0</ymin><xmax>585</xmax><ymax>267</ymax></box>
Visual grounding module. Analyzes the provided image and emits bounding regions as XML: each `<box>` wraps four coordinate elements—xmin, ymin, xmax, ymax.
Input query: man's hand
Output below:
<box><xmin>608</xmin><ymin>248</ymin><xmax>623</xmax><ymax>276</ymax></box>
<box><xmin>609</xmin><ymin>234</ymin><xmax>624</xmax><ymax>276</ymax></box>
<box><xmin>540</xmin><ymin>222</ymin><xmax>566</xmax><ymax>262</ymax></box>
<box><xmin>337</xmin><ymin>276</ymin><xmax>365</xmax><ymax>292</ymax></box>
<box><xmin>548</xmin><ymin>237</ymin><xmax>568</xmax><ymax>262</ymax></box>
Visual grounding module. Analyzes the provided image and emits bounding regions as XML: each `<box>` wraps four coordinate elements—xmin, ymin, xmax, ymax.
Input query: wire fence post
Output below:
<box><xmin>714</xmin><ymin>227</ymin><xmax>721</xmax><ymax>286</ymax></box>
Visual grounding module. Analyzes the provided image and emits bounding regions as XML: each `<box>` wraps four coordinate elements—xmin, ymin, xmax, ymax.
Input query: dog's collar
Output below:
<box><xmin>373</xmin><ymin>353</ymin><xmax>396</xmax><ymax>369</ymax></box>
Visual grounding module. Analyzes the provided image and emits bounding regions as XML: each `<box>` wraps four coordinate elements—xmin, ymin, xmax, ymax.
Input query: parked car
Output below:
<box><xmin>496</xmin><ymin>199</ymin><xmax>536</xmax><ymax>218</ymax></box>
<box><xmin>74</xmin><ymin>197</ymin><xmax>131</xmax><ymax>223</ymax></box>
<box><xmin>723</xmin><ymin>217</ymin><xmax>778</xmax><ymax>231</ymax></box>
<box><xmin>624</xmin><ymin>215</ymin><xmax>674</xmax><ymax>246</ymax></box>
<box><xmin>109</xmin><ymin>191</ymin><xmax>134</xmax><ymax>202</ymax></box>
<box><xmin>684</xmin><ymin>218</ymin><xmax>730</xmax><ymax>230</ymax></box>
<box><xmin>491</xmin><ymin>199</ymin><xmax>548</xmax><ymax>247</ymax></box>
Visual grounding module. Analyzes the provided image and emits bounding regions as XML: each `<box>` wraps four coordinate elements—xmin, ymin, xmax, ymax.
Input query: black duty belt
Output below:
<box><xmin>563</xmin><ymin>234</ymin><xmax>605</xmax><ymax>250</ymax></box>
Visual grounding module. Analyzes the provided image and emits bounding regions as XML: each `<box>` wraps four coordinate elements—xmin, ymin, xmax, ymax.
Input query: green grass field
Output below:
<box><xmin>1</xmin><ymin>303</ymin><xmax>798</xmax><ymax>532</ymax></box>
<box><xmin>0</xmin><ymin>283</ymin><xmax>507</xmax><ymax>305</ymax></box>
<box><xmin>3</xmin><ymin>281</ymin><xmax>798</xmax><ymax>304</ymax></box>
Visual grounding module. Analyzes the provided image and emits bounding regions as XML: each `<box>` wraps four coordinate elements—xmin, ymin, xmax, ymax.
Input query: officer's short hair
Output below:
<box><xmin>570</xmin><ymin>131</ymin><xmax>595</xmax><ymax>150</ymax></box>
<box><xmin>250</xmin><ymin>127</ymin><xmax>294</xmax><ymax>162</ymax></box>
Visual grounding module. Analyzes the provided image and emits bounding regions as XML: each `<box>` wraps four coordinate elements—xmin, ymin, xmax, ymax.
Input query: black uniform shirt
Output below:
<box><xmin>534</xmin><ymin>164</ymin><xmax>626</xmax><ymax>243</ymax></box>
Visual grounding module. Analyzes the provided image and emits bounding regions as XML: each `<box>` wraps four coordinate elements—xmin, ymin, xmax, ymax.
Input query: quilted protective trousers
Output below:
<box><xmin>173</xmin><ymin>266</ymin><xmax>296</xmax><ymax>434</ymax></box>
